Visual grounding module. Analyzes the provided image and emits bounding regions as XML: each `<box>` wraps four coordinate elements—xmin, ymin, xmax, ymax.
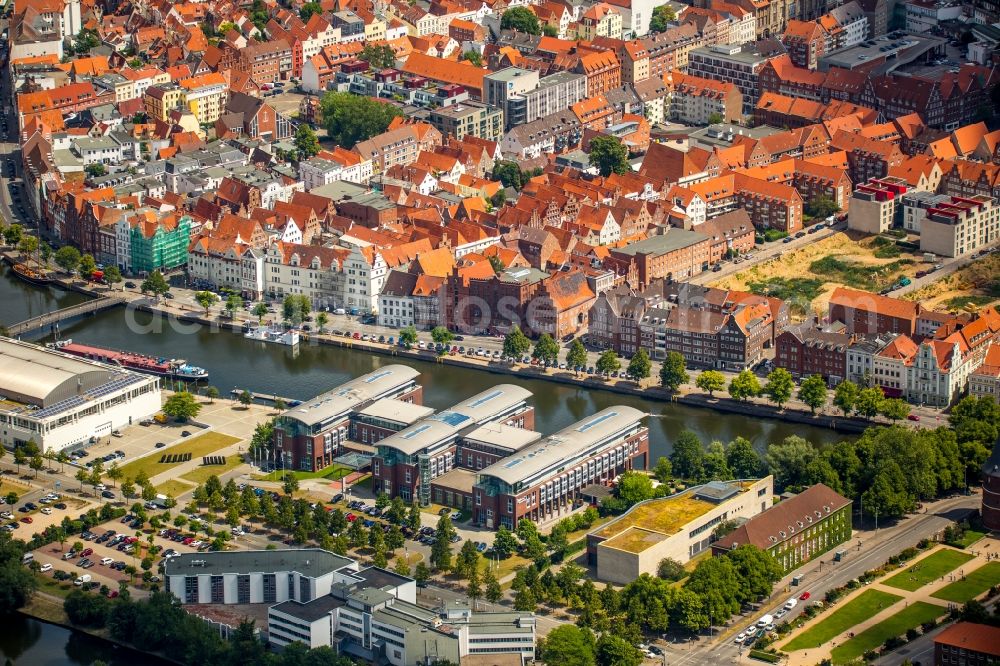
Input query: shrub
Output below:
<box><xmin>748</xmin><ymin>650</ymin><xmax>781</xmax><ymax>663</ymax></box>
<box><xmin>763</xmin><ymin>229</ymin><xmax>788</xmax><ymax>242</ymax></box>
<box><xmin>906</xmin><ymin>628</ymin><xmax>919</xmax><ymax>640</ymax></box>
<box><xmin>921</xmin><ymin>619</ymin><xmax>937</xmax><ymax>632</ymax></box>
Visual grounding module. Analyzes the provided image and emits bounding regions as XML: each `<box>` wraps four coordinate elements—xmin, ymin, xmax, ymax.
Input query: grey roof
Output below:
<box><xmin>612</xmin><ymin>229</ymin><xmax>709</xmax><ymax>257</ymax></box>
<box><xmin>462</xmin><ymin>422</ymin><xmax>542</xmax><ymax>452</ymax></box>
<box><xmin>476</xmin><ymin>406</ymin><xmax>646</xmax><ymax>487</ymax></box>
<box><xmin>270</xmin><ymin>594</ymin><xmax>345</xmax><ymax>622</ymax></box>
<box><xmin>376</xmin><ymin>385</ymin><xmax>533</xmax><ymax>456</ymax></box>
<box><xmin>355</xmin><ymin>398</ymin><xmax>435</xmax><ymax>426</ymax></box>
<box><xmin>354</xmin><ymin>566</ymin><xmax>413</xmax><ymax>591</ymax></box>
<box><xmin>163</xmin><ymin>549</ymin><xmax>354</xmax><ymax>578</ymax></box>
<box><xmin>0</xmin><ymin>339</ymin><xmax>115</xmax><ymax>407</ymax></box>
<box><xmin>280</xmin><ymin>365</ymin><xmax>420</xmax><ymax>428</ymax></box>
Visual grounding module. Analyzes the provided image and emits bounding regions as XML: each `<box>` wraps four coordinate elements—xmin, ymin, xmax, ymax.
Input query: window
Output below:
<box><xmin>287</xmin><ymin>574</ymin><xmax>295</xmax><ymax>600</ymax></box>
<box><xmin>210</xmin><ymin>575</ymin><xmax>224</xmax><ymax>603</ymax></box>
<box><xmin>263</xmin><ymin>574</ymin><xmax>276</xmax><ymax>603</ymax></box>
<box><xmin>237</xmin><ymin>575</ymin><xmax>250</xmax><ymax>604</ymax></box>
<box><xmin>185</xmin><ymin>576</ymin><xmax>199</xmax><ymax>603</ymax></box>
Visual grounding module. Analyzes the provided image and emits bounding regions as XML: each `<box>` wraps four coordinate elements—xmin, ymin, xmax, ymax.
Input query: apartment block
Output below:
<box><xmin>776</xmin><ymin>324</ymin><xmax>852</xmax><ymax>383</ymax></box>
<box><xmin>688</xmin><ymin>44</ymin><xmax>773</xmax><ymax>114</ymax></box>
<box><xmin>920</xmin><ymin>195</ymin><xmax>999</xmax><ymax>258</ymax></box>
<box><xmin>668</xmin><ymin>72</ymin><xmax>743</xmax><ymax>125</ymax></box>
<box><xmin>848</xmin><ymin>177</ymin><xmax>909</xmax><ymax>234</ymax></box>
<box><xmin>426</xmin><ymin>101</ymin><xmax>504</xmax><ymax>142</ymax></box>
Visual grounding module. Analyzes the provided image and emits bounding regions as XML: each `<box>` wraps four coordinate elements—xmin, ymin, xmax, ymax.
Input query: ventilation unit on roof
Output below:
<box><xmin>769</xmin><ymin>535</ymin><xmax>778</xmax><ymax>543</ymax></box>
<box><xmin>778</xmin><ymin>531</ymin><xmax>786</xmax><ymax>538</ymax></box>
<box><xmin>824</xmin><ymin>505</ymin><xmax>831</xmax><ymax>513</ymax></box>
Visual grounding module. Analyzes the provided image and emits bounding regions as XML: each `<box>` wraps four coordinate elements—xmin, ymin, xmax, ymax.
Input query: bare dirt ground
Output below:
<box><xmin>901</xmin><ymin>254</ymin><xmax>1000</xmax><ymax>312</ymax></box>
<box><xmin>710</xmin><ymin>231</ymin><xmax>926</xmax><ymax>319</ymax></box>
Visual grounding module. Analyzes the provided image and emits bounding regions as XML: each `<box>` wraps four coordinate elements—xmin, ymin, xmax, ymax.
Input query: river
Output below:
<box><xmin>0</xmin><ymin>614</ymin><xmax>171</xmax><ymax>666</ymax></box>
<box><xmin>1</xmin><ymin>269</ymin><xmax>850</xmax><ymax>459</ymax></box>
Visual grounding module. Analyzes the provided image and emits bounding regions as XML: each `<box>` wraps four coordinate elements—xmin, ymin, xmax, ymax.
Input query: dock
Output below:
<box><xmin>229</xmin><ymin>389</ymin><xmax>301</xmax><ymax>407</ymax></box>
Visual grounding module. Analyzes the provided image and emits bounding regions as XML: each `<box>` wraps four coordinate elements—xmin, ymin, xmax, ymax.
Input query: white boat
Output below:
<box><xmin>244</xmin><ymin>325</ymin><xmax>300</xmax><ymax>346</ymax></box>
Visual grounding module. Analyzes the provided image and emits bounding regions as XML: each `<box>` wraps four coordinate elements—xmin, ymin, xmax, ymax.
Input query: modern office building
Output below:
<box><xmin>474</xmin><ymin>407</ymin><xmax>649</xmax><ymax>530</ymax></box>
<box><xmin>426</xmin><ymin>101</ymin><xmax>504</xmax><ymax>141</ymax></box>
<box><xmin>166</xmin><ymin>549</ymin><xmax>536</xmax><ymax>664</ymax></box>
<box><xmin>687</xmin><ymin>44</ymin><xmax>774</xmax><ymax>114</ymax></box>
<box><xmin>372</xmin><ymin>385</ymin><xmax>535</xmax><ymax>505</ymax></box>
<box><xmin>484</xmin><ymin>68</ymin><xmax>588</xmax><ymax>129</ymax></box>
<box><xmin>587</xmin><ymin>477</ymin><xmax>774</xmax><ymax>584</ymax></box>
<box><xmin>712</xmin><ymin>483</ymin><xmax>852</xmax><ymax>574</ymax></box>
<box><xmin>0</xmin><ymin>338</ymin><xmax>161</xmax><ymax>452</ymax></box>
<box><xmin>273</xmin><ymin>366</ymin><xmax>422</xmax><ymax>472</ymax></box>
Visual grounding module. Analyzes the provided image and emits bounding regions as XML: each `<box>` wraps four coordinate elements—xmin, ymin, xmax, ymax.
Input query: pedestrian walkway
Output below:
<box><xmin>783</xmin><ymin>537</ymin><xmax>998</xmax><ymax>665</ymax></box>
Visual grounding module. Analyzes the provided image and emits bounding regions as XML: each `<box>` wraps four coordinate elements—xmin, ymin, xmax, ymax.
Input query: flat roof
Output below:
<box><xmin>592</xmin><ymin>480</ymin><xmax>756</xmax><ymax>551</ymax></box>
<box><xmin>164</xmin><ymin>548</ymin><xmax>354</xmax><ymax>578</ymax></box>
<box><xmin>433</xmin><ymin>467</ymin><xmax>477</xmax><ymax>494</ymax></box>
<box><xmin>282</xmin><ymin>365</ymin><xmax>420</xmax><ymax>427</ymax></box>
<box><xmin>611</xmin><ymin>229</ymin><xmax>708</xmax><ymax>257</ymax></box>
<box><xmin>462</xmin><ymin>422</ymin><xmax>542</xmax><ymax>452</ymax></box>
<box><xmin>376</xmin><ymin>385</ymin><xmax>532</xmax><ymax>456</ymax></box>
<box><xmin>270</xmin><ymin>594</ymin><xmax>345</xmax><ymax>622</ymax></box>
<box><xmin>476</xmin><ymin>406</ymin><xmax>646</xmax><ymax>487</ymax></box>
<box><xmin>354</xmin><ymin>566</ymin><xmax>413</xmax><ymax>591</ymax></box>
<box><xmin>356</xmin><ymin>397</ymin><xmax>435</xmax><ymax>425</ymax></box>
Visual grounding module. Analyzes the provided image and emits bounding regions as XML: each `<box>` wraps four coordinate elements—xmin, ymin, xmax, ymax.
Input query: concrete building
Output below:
<box><xmin>373</xmin><ymin>385</ymin><xmax>535</xmax><ymax>506</ymax></box>
<box><xmin>900</xmin><ymin>191</ymin><xmax>951</xmax><ymax>234</ymax></box>
<box><xmin>484</xmin><ymin>68</ymin><xmax>588</xmax><ymax>130</ymax></box>
<box><xmin>776</xmin><ymin>324</ymin><xmax>852</xmax><ymax>384</ymax></box>
<box><xmin>588</xmin><ymin>477</ymin><xmax>774</xmax><ymax>584</ymax></box>
<box><xmin>0</xmin><ymin>338</ymin><xmax>161</xmax><ymax>452</ymax></box>
<box><xmin>920</xmin><ymin>195</ymin><xmax>999</xmax><ymax>258</ymax></box>
<box><xmin>847</xmin><ymin>177</ymin><xmax>909</xmax><ymax>235</ymax></box>
<box><xmin>687</xmin><ymin>44</ymin><xmax>774</xmax><ymax>115</ymax></box>
<box><xmin>474</xmin><ymin>407</ymin><xmax>649</xmax><ymax>530</ymax></box>
<box><xmin>426</xmin><ymin>101</ymin><xmax>504</xmax><ymax>142</ymax></box>
<box><xmin>712</xmin><ymin>483</ymin><xmax>852</xmax><ymax>574</ymax></box>
<box><xmin>970</xmin><ymin>345</ymin><xmax>1000</xmax><ymax>401</ymax></box>
<box><xmin>829</xmin><ymin>287</ymin><xmax>919</xmax><ymax>336</ymax></box>
<box><xmin>272</xmin><ymin>366</ymin><xmax>422</xmax><ymax>472</ymax></box>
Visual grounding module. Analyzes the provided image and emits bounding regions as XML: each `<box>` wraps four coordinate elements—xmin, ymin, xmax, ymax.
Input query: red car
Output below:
<box><xmin>907</xmin><ymin>414</ymin><xmax>920</xmax><ymax>421</ymax></box>
<box><xmin>20</xmin><ymin>516</ymin><xmax>32</xmax><ymax>523</ymax></box>
<box><xmin>346</xmin><ymin>513</ymin><xmax>357</xmax><ymax>522</ymax></box>
<box><xmin>353</xmin><ymin>332</ymin><xmax>361</xmax><ymax>339</ymax></box>
<box><xmin>182</xmin><ymin>537</ymin><xmax>195</xmax><ymax>545</ymax></box>
<box><xmin>80</xmin><ymin>548</ymin><xmax>93</xmax><ymax>557</ymax></box>
<box><xmin>799</xmin><ymin>591</ymin><xmax>811</xmax><ymax>601</ymax></box>
<box><xmin>107</xmin><ymin>590</ymin><xmax>119</xmax><ymax>599</ymax></box>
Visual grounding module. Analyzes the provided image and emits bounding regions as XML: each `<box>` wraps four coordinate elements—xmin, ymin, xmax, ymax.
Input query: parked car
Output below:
<box><xmin>40</xmin><ymin>563</ymin><xmax>53</xmax><ymax>572</ymax></box>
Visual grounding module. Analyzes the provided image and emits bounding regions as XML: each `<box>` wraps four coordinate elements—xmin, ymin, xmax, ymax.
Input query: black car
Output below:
<box><xmin>101</xmin><ymin>490</ymin><xmax>115</xmax><ymax>499</ymax></box>
<box><xmin>54</xmin><ymin>503</ymin><xmax>67</xmax><ymax>510</ymax></box>
<box><xmin>163</xmin><ymin>292</ymin><xmax>174</xmax><ymax>299</ymax></box>
<box><xmin>125</xmin><ymin>281</ymin><xmax>136</xmax><ymax>288</ymax></box>
<box><xmin>155</xmin><ymin>442</ymin><xmax>166</xmax><ymax>448</ymax></box>
<box><xmin>181</xmin><ymin>430</ymin><xmax>191</xmax><ymax>437</ymax></box>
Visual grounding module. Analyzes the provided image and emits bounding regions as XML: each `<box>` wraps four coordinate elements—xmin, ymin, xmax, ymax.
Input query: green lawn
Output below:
<box><xmin>932</xmin><ymin>562</ymin><xmax>1000</xmax><ymax>603</ymax></box>
<box><xmin>118</xmin><ymin>432</ymin><xmax>240</xmax><ymax>481</ymax></box>
<box><xmin>156</xmin><ymin>479</ymin><xmax>196</xmax><ymax>498</ymax></box>
<box><xmin>883</xmin><ymin>549</ymin><xmax>974</xmax><ymax>592</ymax></box>
<box><xmin>181</xmin><ymin>455</ymin><xmax>244</xmax><ymax>485</ymax></box>
<box><xmin>954</xmin><ymin>529</ymin><xmax>988</xmax><ymax>549</ymax></box>
<box><xmin>783</xmin><ymin>589</ymin><xmax>903</xmax><ymax>652</ymax></box>
<box><xmin>830</xmin><ymin>602</ymin><xmax>946</xmax><ymax>662</ymax></box>
<box><xmin>254</xmin><ymin>464</ymin><xmax>352</xmax><ymax>482</ymax></box>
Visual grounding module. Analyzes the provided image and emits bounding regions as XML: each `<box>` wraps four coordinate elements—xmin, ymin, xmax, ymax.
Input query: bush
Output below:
<box><xmin>874</xmin><ymin>244</ymin><xmax>901</xmax><ymax>259</ymax></box>
<box><xmin>921</xmin><ymin>619</ymin><xmax>937</xmax><ymax>632</ymax></box>
<box><xmin>906</xmin><ymin>628</ymin><xmax>919</xmax><ymax>640</ymax></box>
<box><xmin>748</xmin><ymin>650</ymin><xmax>781</xmax><ymax>663</ymax></box>
<box><xmin>763</xmin><ymin>229</ymin><xmax>788</xmax><ymax>242</ymax></box>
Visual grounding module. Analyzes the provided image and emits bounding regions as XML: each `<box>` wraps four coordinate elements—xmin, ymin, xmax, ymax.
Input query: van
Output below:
<box><xmin>74</xmin><ymin>574</ymin><xmax>92</xmax><ymax>586</ymax></box>
<box><xmin>756</xmin><ymin>614</ymin><xmax>774</xmax><ymax>628</ymax></box>
<box><xmin>792</xmin><ymin>574</ymin><xmax>803</xmax><ymax>586</ymax></box>
<box><xmin>834</xmin><ymin>549</ymin><xmax>847</xmax><ymax>562</ymax></box>
<box><xmin>784</xmin><ymin>598</ymin><xmax>798</xmax><ymax>611</ymax></box>
<box><xmin>21</xmin><ymin>552</ymin><xmax>33</xmax><ymax>565</ymax></box>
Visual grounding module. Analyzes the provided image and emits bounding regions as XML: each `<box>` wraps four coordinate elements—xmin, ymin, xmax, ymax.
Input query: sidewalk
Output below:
<box><xmin>783</xmin><ymin>538</ymin><xmax>998</xmax><ymax>665</ymax></box>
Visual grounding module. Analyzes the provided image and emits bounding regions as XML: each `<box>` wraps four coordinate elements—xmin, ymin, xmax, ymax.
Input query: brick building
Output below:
<box><xmin>776</xmin><ymin>324</ymin><xmax>852</xmax><ymax>384</ymax></box>
<box><xmin>828</xmin><ymin>286</ymin><xmax>919</xmax><ymax>336</ymax></box>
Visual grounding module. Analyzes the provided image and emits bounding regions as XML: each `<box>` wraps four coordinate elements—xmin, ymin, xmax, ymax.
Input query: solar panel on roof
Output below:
<box><xmin>401</xmin><ymin>424</ymin><xmax>432</xmax><ymax>439</ymax></box>
<box><xmin>429</xmin><ymin>411</ymin><xmax>471</xmax><ymax>427</ymax></box>
<box><xmin>363</xmin><ymin>370</ymin><xmax>393</xmax><ymax>383</ymax></box>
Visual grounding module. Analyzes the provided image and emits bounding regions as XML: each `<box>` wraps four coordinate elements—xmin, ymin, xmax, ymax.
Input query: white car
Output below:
<box><xmin>735</xmin><ymin>632</ymin><xmax>747</xmax><ymax>644</ymax></box>
<box><xmin>40</xmin><ymin>507</ymin><xmax>52</xmax><ymax>515</ymax></box>
<box><xmin>0</xmin><ymin>511</ymin><xmax>12</xmax><ymax>520</ymax></box>
<box><xmin>40</xmin><ymin>563</ymin><xmax>52</xmax><ymax>572</ymax></box>
<box><xmin>100</xmin><ymin>557</ymin><xmax>114</xmax><ymax>565</ymax></box>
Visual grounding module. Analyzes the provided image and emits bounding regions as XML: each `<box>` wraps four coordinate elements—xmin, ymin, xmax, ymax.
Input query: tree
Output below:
<box><xmin>764</xmin><ymin>367</ymin><xmax>795</xmax><ymax>408</ymax></box>
<box><xmin>12</xmin><ymin>448</ymin><xmax>25</xmax><ymax>475</ymax></box>
<box><xmin>461</xmin><ymin>50</ymin><xmax>483</xmax><ymax>67</ymax></box>
<box><xmin>626</xmin><ymin>349</ymin><xmax>651</xmax><ymax>380</ymax></box>
<box><xmin>726</xmin><ymin>437</ymin><xmax>763</xmax><ymax>479</ymax></box>
<box><xmin>660</xmin><ymin>351</ymin><xmax>689</xmax><ymax>391</ymax></box>
<box><xmin>649</xmin><ymin>3</ymin><xmax>677</xmax><ymax>32</ymax></box>
<box><xmin>728</xmin><ymin>369</ymin><xmax>761</xmax><ymax>402</ymax></box>
<box><xmin>161</xmin><ymin>391</ymin><xmax>201</xmax><ymax>422</ymax></box>
<box><xmin>880</xmin><ymin>398</ymin><xmax>910</xmax><ymax>421</ymax></box>
<box><xmin>359</xmin><ymin>44</ymin><xmax>397</xmax><ymax>69</ymax></box>
<box><xmin>78</xmin><ymin>254</ymin><xmax>97</xmax><ymax>280</ymax></box>
<box><xmin>588</xmin><ymin>135</ymin><xmax>629</xmax><ymax>177</ymax></box>
<box><xmin>39</xmin><ymin>242</ymin><xmax>53</xmax><ymax>267</ymax></box>
<box><xmin>503</xmin><ymin>326</ymin><xmax>531</xmax><ymax>359</ymax></box>
<box><xmin>765</xmin><ymin>436</ymin><xmax>817</xmax><ymax>491</ymax></box>
<box><xmin>492</xmin><ymin>526</ymin><xmax>518</xmax><ymax>559</ymax></box>
<box><xmin>596</xmin><ymin>350</ymin><xmax>621</xmax><ymax>376</ymax></box>
<box><xmin>484</xmin><ymin>568</ymin><xmax>502</xmax><ymax>603</ymax></box>
<box><xmin>282</xmin><ymin>294</ymin><xmax>311</xmax><ymax>325</ymax></box>
<box><xmin>456</xmin><ymin>540</ymin><xmax>480</xmax><ymax>579</ymax></box>
<box><xmin>140</xmin><ymin>270</ymin><xmax>170</xmax><ymax>298</ymax></box>
<box><xmin>652</xmin><ymin>456</ymin><xmax>672</xmax><ymax>482</ymax></box>
<box><xmin>707</xmin><ymin>112</ymin><xmax>725</xmax><ymax>125</ymax></box>
<box><xmin>617</xmin><ymin>471</ymin><xmax>655</xmax><ymax>506</ymax></box>
<box><xmin>282</xmin><ymin>473</ymin><xmax>299</xmax><ymax>498</ymax></box>
<box><xmin>798</xmin><ymin>374</ymin><xmax>828</xmax><ymax>415</ymax></box>
<box><xmin>414</xmin><ymin>561</ymin><xmax>430</xmax><ymax>587</ymax></box>
<box><xmin>670</xmin><ymin>430</ymin><xmax>704</xmax><ymax>480</ymax></box>
<box><xmin>252</xmin><ymin>302</ymin><xmax>268</xmax><ymax>323</ymax></box>
<box><xmin>294</xmin><ymin>124</ymin><xmax>321</xmax><ymax>158</ymax></box>
<box><xmin>224</xmin><ymin>293</ymin><xmax>243</xmax><ymax>318</ymax></box>
<box><xmin>107</xmin><ymin>462</ymin><xmax>122</xmax><ymax>488</ymax></box>
<box><xmin>29</xmin><ymin>454</ymin><xmax>43</xmax><ymax>478</ymax></box>
<box><xmin>806</xmin><ymin>194</ymin><xmax>840</xmax><ymax>220</ymax></box>
<box><xmin>431</xmin><ymin>326</ymin><xmax>454</xmax><ymax>346</ymax></box>
<box><xmin>695</xmin><ymin>370</ymin><xmax>726</xmax><ymax>396</ymax></box>
<box><xmin>17</xmin><ymin>235</ymin><xmax>38</xmax><ymax>259</ymax></box>
<box><xmin>492</xmin><ymin>161</ymin><xmax>524</xmax><ymax>190</ymax></box>
<box><xmin>596</xmin><ymin>633</ymin><xmax>641</xmax><ymax>666</ymax></box>
<box><xmin>320</xmin><ymin>91</ymin><xmax>405</xmax><ymax>148</ymax></box>
<box><xmin>566</xmin><ymin>339</ymin><xmax>587</xmax><ymax>371</ymax></box>
<box><xmin>856</xmin><ymin>387</ymin><xmax>885</xmax><ymax>420</ymax></box>
<box><xmin>103</xmin><ymin>265</ymin><xmax>122</xmax><ymax>288</ymax></box>
<box><xmin>399</xmin><ymin>325</ymin><xmax>418</xmax><ymax>349</ymax></box>
<box><xmin>76</xmin><ymin>468</ymin><xmax>89</xmax><ymax>490</ymax></box>
<box><xmin>500</xmin><ymin>6</ymin><xmax>541</xmax><ymax>34</ymax></box>
<box><xmin>315</xmin><ymin>311</ymin><xmax>329</xmax><ymax>333</ymax></box>
<box><xmin>541</xmin><ymin>625</ymin><xmax>596</xmax><ymax>666</ymax></box>
<box><xmin>533</xmin><ymin>333</ymin><xmax>560</xmax><ymax>366</ymax></box>
<box><xmin>299</xmin><ymin>2</ymin><xmax>322</xmax><ymax>19</ymax></box>
<box><xmin>834</xmin><ymin>380</ymin><xmax>859</xmax><ymax>416</ymax></box>
<box><xmin>203</xmin><ymin>386</ymin><xmax>220</xmax><ymax>404</ymax></box>
<box><xmin>3</xmin><ymin>223</ymin><xmax>23</xmax><ymax>246</ymax></box>
<box><xmin>85</xmin><ymin>163</ymin><xmax>108</xmax><ymax>177</ymax></box>
<box><xmin>430</xmin><ymin>515</ymin><xmax>455</xmax><ymax>571</ymax></box>
<box><xmin>194</xmin><ymin>290</ymin><xmax>217</xmax><ymax>314</ymax></box>
<box><xmin>238</xmin><ymin>390</ymin><xmax>252</xmax><ymax>408</ymax></box>
<box><xmin>657</xmin><ymin>557</ymin><xmax>685</xmax><ymax>581</ymax></box>
<box><xmin>121</xmin><ymin>479</ymin><xmax>135</xmax><ymax>500</ymax></box>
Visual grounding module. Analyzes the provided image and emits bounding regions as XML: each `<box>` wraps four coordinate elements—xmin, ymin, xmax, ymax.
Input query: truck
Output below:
<box><xmin>74</xmin><ymin>574</ymin><xmax>92</xmax><ymax>586</ymax></box>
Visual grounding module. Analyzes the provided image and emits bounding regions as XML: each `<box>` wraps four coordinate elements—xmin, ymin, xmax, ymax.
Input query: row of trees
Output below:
<box><xmin>499</xmin><ymin>328</ymin><xmax>653</xmax><ymax>378</ymax></box>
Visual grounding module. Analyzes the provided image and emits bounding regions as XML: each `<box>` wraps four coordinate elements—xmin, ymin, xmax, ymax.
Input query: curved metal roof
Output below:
<box><xmin>0</xmin><ymin>338</ymin><xmax>113</xmax><ymax>407</ymax></box>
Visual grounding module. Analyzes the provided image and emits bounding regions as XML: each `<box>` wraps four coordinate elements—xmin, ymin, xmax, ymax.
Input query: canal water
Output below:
<box><xmin>1</xmin><ymin>270</ymin><xmax>850</xmax><ymax>459</ymax></box>
<box><xmin>0</xmin><ymin>614</ymin><xmax>172</xmax><ymax>666</ymax></box>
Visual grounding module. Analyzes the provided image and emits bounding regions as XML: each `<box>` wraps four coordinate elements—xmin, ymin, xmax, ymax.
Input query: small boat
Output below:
<box><xmin>244</xmin><ymin>324</ymin><xmax>300</xmax><ymax>346</ymax></box>
<box><xmin>10</xmin><ymin>262</ymin><xmax>54</xmax><ymax>286</ymax></box>
<box><xmin>48</xmin><ymin>340</ymin><xmax>209</xmax><ymax>380</ymax></box>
